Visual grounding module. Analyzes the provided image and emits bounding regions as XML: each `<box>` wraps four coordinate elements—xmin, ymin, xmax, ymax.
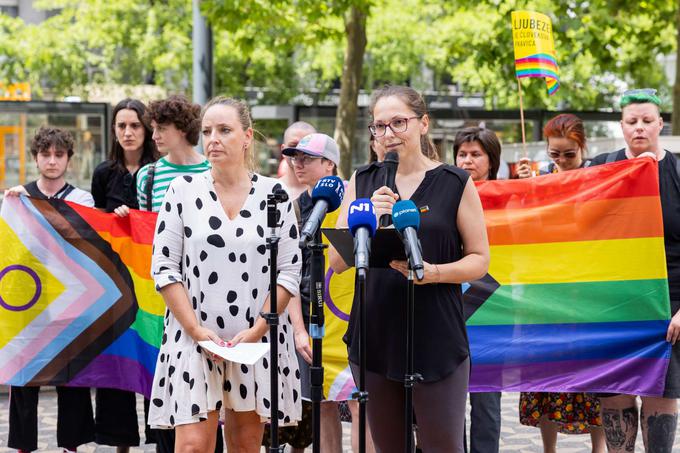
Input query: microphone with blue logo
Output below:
<box><xmin>299</xmin><ymin>175</ymin><xmax>345</xmax><ymax>248</ymax></box>
<box><xmin>347</xmin><ymin>199</ymin><xmax>377</xmax><ymax>278</ymax></box>
<box><xmin>392</xmin><ymin>200</ymin><xmax>425</xmax><ymax>281</ymax></box>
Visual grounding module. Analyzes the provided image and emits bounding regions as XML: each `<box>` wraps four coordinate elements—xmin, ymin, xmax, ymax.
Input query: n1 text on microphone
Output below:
<box><xmin>392</xmin><ymin>200</ymin><xmax>425</xmax><ymax>281</ymax></box>
<box><xmin>347</xmin><ymin>199</ymin><xmax>377</xmax><ymax>278</ymax></box>
<box><xmin>299</xmin><ymin>175</ymin><xmax>345</xmax><ymax>248</ymax></box>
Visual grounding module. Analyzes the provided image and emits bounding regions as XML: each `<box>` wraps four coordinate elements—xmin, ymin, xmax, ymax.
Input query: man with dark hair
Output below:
<box><xmin>6</xmin><ymin>126</ymin><xmax>93</xmax><ymax>205</ymax></box>
<box><xmin>5</xmin><ymin>126</ymin><xmax>95</xmax><ymax>453</ymax></box>
<box><xmin>136</xmin><ymin>95</ymin><xmax>209</xmax><ymax>212</ymax></box>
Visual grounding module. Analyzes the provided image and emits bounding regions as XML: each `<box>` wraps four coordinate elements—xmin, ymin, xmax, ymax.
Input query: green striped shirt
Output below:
<box><xmin>136</xmin><ymin>157</ymin><xmax>211</xmax><ymax>212</ymax></box>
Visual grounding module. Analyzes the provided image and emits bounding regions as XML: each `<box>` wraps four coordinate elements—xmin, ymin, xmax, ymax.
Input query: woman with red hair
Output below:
<box><xmin>517</xmin><ymin>114</ymin><xmax>604</xmax><ymax>453</ymax></box>
<box><xmin>517</xmin><ymin>113</ymin><xmax>590</xmax><ymax>177</ymax></box>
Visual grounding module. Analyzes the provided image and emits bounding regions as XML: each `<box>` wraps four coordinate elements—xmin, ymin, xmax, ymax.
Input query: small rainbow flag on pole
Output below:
<box><xmin>0</xmin><ymin>196</ymin><xmax>163</xmax><ymax>397</ymax></box>
<box><xmin>466</xmin><ymin>158</ymin><xmax>671</xmax><ymax>396</ymax></box>
<box><xmin>511</xmin><ymin>10</ymin><xmax>560</xmax><ymax>95</ymax></box>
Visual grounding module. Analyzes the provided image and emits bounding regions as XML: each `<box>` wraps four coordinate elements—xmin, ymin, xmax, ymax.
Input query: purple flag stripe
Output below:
<box><xmin>67</xmin><ymin>354</ymin><xmax>154</xmax><ymax>398</ymax></box>
<box><xmin>469</xmin><ymin>357</ymin><xmax>669</xmax><ymax>396</ymax></box>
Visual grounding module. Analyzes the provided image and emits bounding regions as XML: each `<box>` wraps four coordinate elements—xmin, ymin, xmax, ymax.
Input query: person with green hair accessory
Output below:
<box><xmin>619</xmin><ymin>88</ymin><xmax>662</xmax><ymax>108</ymax></box>
<box><xmin>589</xmin><ymin>89</ymin><xmax>679</xmax><ymax>452</ymax></box>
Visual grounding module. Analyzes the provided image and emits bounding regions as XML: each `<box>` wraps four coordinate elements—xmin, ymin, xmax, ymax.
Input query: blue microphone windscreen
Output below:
<box><xmin>311</xmin><ymin>176</ymin><xmax>345</xmax><ymax>212</ymax></box>
<box><xmin>347</xmin><ymin>198</ymin><xmax>377</xmax><ymax>237</ymax></box>
<box><xmin>392</xmin><ymin>200</ymin><xmax>420</xmax><ymax>232</ymax></box>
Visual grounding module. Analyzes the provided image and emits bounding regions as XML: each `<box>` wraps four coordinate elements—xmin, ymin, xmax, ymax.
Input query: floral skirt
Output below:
<box><xmin>519</xmin><ymin>392</ymin><xmax>602</xmax><ymax>434</ymax></box>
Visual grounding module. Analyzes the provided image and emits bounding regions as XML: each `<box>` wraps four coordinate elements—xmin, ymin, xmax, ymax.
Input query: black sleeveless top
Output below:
<box><xmin>344</xmin><ymin>162</ymin><xmax>471</xmax><ymax>382</ymax></box>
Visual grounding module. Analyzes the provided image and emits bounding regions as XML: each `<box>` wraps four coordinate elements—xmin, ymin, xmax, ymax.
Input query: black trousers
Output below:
<box><xmin>8</xmin><ymin>386</ymin><xmax>94</xmax><ymax>451</ymax></box>
<box><xmin>95</xmin><ymin>388</ymin><xmax>140</xmax><ymax>446</ymax></box>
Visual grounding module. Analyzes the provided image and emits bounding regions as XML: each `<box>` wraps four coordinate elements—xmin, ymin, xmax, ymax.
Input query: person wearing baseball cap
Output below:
<box><xmin>272</xmin><ymin>133</ymin><xmax>348</xmax><ymax>452</ymax></box>
<box><xmin>282</xmin><ymin>132</ymin><xmax>340</xmax><ymax>173</ymax></box>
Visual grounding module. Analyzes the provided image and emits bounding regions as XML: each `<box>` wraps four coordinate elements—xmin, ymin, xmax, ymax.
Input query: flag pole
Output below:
<box><xmin>517</xmin><ymin>77</ymin><xmax>528</xmax><ymax>158</ymax></box>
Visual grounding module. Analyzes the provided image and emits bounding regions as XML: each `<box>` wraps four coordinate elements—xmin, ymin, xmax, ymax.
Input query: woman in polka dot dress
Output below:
<box><xmin>148</xmin><ymin>96</ymin><xmax>302</xmax><ymax>452</ymax></box>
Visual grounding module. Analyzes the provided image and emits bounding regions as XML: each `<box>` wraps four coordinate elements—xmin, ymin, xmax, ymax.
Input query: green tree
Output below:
<box><xmin>3</xmin><ymin>1</ymin><xmax>680</xmax><ymax>151</ymax></box>
<box><xmin>0</xmin><ymin>0</ymin><xmax>192</xmax><ymax>98</ymax></box>
<box><xmin>436</xmin><ymin>0</ymin><xmax>676</xmax><ymax>110</ymax></box>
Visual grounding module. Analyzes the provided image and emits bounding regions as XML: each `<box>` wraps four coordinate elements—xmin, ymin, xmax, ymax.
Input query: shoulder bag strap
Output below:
<box><xmin>145</xmin><ymin>162</ymin><xmax>157</xmax><ymax>212</ymax></box>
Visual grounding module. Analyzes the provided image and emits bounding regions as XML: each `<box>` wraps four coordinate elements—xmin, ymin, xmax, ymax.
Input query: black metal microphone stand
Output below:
<box><xmin>264</xmin><ymin>189</ymin><xmax>288</xmax><ymax>453</ymax></box>
<box><xmin>353</xmin><ymin>266</ymin><xmax>369</xmax><ymax>453</ymax></box>
<box><xmin>308</xmin><ymin>228</ymin><xmax>327</xmax><ymax>453</ymax></box>
<box><xmin>404</xmin><ymin>265</ymin><xmax>422</xmax><ymax>453</ymax></box>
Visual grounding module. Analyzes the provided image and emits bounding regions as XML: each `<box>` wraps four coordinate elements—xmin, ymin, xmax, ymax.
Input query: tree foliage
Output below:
<box><xmin>0</xmin><ymin>0</ymin><xmax>677</xmax><ymax>111</ymax></box>
<box><xmin>0</xmin><ymin>0</ymin><xmax>192</xmax><ymax>97</ymax></box>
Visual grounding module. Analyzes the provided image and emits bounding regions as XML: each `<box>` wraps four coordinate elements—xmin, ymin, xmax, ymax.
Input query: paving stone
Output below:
<box><xmin>1</xmin><ymin>390</ymin><xmax>678</xmax><ymax>452</ymax></box>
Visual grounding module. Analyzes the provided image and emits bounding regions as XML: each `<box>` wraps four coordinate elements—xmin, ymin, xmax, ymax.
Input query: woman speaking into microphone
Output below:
<box><xmin>329</xmin><ymin>85</ymin><xmax>489</xmax><ymax>452</ymax></box>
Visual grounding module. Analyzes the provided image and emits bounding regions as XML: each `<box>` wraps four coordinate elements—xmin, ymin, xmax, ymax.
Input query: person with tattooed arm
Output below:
<box><xmin>590</xmin><ymin>89</ymin><xmax>679</xmax><ymax>453</ymax></box>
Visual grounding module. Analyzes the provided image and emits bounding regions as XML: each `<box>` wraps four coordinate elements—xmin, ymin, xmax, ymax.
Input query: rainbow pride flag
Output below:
<box><xmin>515</xmin><ymin>53</ymin><xmax>560</xmax><ymax>95</ymax></box>
<box><xmin>467</xmin><ymin>158</ymin><xmax>671</xmax><ymax>396</ymax></box>
<box><xmin>0</xmin><ymin>196</ymin><xmax>163</xmax><ymax>397</ymax></box>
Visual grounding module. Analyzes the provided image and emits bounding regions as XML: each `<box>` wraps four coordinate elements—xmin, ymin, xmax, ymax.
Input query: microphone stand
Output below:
<box><xmin>353</xmin><ymin>266</ymin><xmax>369</xmax><ymax>453</ymax></box>
<box><xmin>404</xmin><ymin>265</ymin><xmax>422</xmax><ymax>453</ymax></box>
<box><xmin>309</xmin><ymin>228</ymin><xmax>327</xmax><ymax>453</ymax></box>
<box><xmin>264</xmin><ymin>189</ymin><xmax>288</xmax><ymax>453</ymax></box>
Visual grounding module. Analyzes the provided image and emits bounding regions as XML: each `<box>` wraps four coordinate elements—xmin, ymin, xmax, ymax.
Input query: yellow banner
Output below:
<box><xmin>0</xmin><ymin>83</ymin><xmax>31</xmax><ymax>101</ymax></box>
<box><xmin>511</xmin><ymin>11</ymin><xmax>555</xmax><ymax>60</ymax></box>
<box><xmin>320</xmin><ymin>209</ymin><xmax>357</xmax><ymax>401</ymax></box>
<box><xmin>511</xmin><ymin>11</ymin><xmax>560</xmax><ymax>94</ymax></box>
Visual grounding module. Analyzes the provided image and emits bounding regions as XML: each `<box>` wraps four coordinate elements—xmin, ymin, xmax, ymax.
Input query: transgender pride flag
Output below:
<box><xmin>466</xmin><ymin>158</ymin><xmax>671</xmax><ymax>396</ymax></box>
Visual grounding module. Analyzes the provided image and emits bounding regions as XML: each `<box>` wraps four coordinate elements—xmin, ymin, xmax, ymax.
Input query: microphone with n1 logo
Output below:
<box><xmin>347</xmin><ymin>198</ymin><xmax>377</xmax><ymax>277</ymax></box>
<box><xmin>392</xmin><ymin>200</ymin><xmax>425</xmax><ymax>281</ymax></box>
<box><xmin>299</xmin><ymin>175</ymin><xmax>345</xmax><ymax>248</ymax></box>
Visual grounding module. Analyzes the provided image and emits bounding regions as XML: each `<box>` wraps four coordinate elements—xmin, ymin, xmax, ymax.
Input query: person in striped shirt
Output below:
<box><xmin>134</xmin><ymin>95</ymin><xmax>221</xmax><ymax>453</ymax></box>
<box><xmin>136</xmin><ymin>95</ymin><xmax>210</xmax><ymax>212</ymax></box>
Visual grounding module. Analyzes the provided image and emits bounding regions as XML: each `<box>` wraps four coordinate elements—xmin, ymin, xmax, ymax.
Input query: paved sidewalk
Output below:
<box><xmin>1</xmin><ymin>388</ymin><xmax>677</xmax><ymax>452</ymax></box>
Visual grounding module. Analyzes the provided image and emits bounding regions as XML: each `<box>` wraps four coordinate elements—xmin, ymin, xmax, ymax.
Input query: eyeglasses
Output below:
<box><xmin>548</xmin><ymin>150</ymin><xmax>578</xmax><ymax>159</ymax></box>
<box><xmin>368</xmin><ymin>116</ymin><xmax>422</xmax><ymax>137</ymax></box>
<box><xmin>623</xmin><ymin>88</ymin><xmax>657</xmax><ymax>96</ymax></box>
<box><xmin>289</xmin><ymin>154</ymin><xmax>323</xmax><ymax>167</ymax></box>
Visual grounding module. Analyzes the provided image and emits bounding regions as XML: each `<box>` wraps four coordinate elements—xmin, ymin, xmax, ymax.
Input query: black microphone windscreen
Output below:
<box><xmin>384</xmin><ymin>151</ymin><xmax>399</xmax><ymax>166</ymax></box>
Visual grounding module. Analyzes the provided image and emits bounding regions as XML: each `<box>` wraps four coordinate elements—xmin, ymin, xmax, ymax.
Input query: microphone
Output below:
<box><xmin>379</xmin><ymin>151</ymin><xmax>399</xmax><ymax>227</ymax></box>
<box><xmin>347</xmin><ymin>199</ymin><xmax>377</xmax><ymax>278</ymax></box>
<box><xmin>299</xmin><ymin>175</ymin><xmax>345</xmax><ymax>248</ymax></box>
<box><xmin>392</xmin><ymin>200</ymin><xmax>425</xmax><ymax>281</ymax></box>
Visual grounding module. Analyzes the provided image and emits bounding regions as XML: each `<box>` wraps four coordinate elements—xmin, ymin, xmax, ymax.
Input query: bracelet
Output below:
<box><xmin>433</xmin><ymin>264</ymin><xmax>441</xmax><ymax>284</ymax></box>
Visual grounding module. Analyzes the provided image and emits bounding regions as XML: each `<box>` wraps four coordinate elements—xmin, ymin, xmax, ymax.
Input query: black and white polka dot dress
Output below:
<box><xmin>148</xmin><ymin>171</ymin><xmax>302</xmax><ymax>428</ymax></box>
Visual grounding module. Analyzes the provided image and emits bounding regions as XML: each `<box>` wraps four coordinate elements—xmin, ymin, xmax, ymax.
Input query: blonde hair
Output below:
<box><xmin>201</xmin><ymin>96</ymin><xmax>255</xmax><ymax>170</ymax></box>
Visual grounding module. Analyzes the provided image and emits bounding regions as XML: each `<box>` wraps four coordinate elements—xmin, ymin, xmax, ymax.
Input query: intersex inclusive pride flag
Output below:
<box><xmin>0</xmin><ymin>193</ymin><xmax>357</xmax><ymax>401</ymax></box>
<box><xmin>512</xmin><ymin>10</ymin><xmax>560</xmax><ymax>95</ymax></box>
<box><xmin>466</xmin><ymin>158</ymin><xmax>671</xmax><ymax>396</ymax></box>
<box><xmin>0</xmin><ymin>196</ymin><xmax>162</xmax><ymax>397</ymax></box>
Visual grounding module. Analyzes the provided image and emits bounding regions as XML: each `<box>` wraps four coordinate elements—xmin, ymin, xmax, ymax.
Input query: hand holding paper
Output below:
<box><xmin>198</xmin><ymin>341</ymin><xmax>270</xmax><ymax>366</ymax></box>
